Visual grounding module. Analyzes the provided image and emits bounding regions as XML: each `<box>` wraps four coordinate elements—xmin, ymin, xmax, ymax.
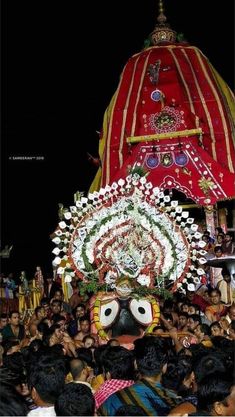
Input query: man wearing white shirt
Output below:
<box><xmin>27</xmin><ymin>355</ymin><xmax>66</xmax><ymax>417</ymax></box>
<box><xmin>69</xmin><ymin>358</ymin><xmax>94</xmax><ymax>392</ymax></box>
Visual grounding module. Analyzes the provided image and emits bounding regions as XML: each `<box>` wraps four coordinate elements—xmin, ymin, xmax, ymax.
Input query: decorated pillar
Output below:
<box><xmin>218</xmin><ymin>207</ymin><xmax>228</xmax><ymax>233</ymax></box>
<box><xmin>204</xmin><ymin>205</ymin><xmax>216</xmax><ymax>238</ymax></box>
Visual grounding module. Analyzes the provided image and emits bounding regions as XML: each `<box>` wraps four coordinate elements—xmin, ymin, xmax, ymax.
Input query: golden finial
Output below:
<box><xmin>150</xmin><ymin>0</ymin><xmax>176</xmax><ymax>45</ymax></box>
<box><xmin>157</xmin><ymin>0</ymin><xmax>167</xmax><ymax>24</ymax></box>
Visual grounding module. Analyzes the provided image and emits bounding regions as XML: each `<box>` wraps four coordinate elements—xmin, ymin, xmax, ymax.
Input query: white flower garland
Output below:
<box><xmin>52</xmin><ymin>174</ymin><xmax>207</xmax><ymax>291</ymax></box>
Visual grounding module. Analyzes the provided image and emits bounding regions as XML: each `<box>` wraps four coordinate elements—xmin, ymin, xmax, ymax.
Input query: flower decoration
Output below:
<box><xmin>198</xmin><ymin>176</ymin><xmax>216</xmax><ymax>195</ymax></box>
<box><xmin>149</xmin><ymin>106</ymin><xmax>184</xmax><ymax>134</ymax></box>
<box><xmin>52</xmin><ymin>174</ymin><xmax>207</xmax><ymax>295</ymax></box>
<box><xmin>137</xmin><ymin>275</ymin><xmax>151</xmax><ymax>287</ymax></box>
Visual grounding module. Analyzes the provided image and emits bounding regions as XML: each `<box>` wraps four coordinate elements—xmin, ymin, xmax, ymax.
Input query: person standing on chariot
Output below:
<box><xmin>18</xmin><ymin>271</ymin><xmax>32</xmax><ymax>314</ymax></box>
<box><xmin>31</xmin><ymin>265</ymin><xmax>44</xmax><ymax>309</ymax></box>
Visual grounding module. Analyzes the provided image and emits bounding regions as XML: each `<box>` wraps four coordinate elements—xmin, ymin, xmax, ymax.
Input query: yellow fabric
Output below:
<box><xmin>65</xmin><ymin>372</ymin><xmax>73</xmax><ymax>383</ymax></box>
<box><xmin>18</xmin><ymin>292</ymin><xmax>25</xmax><ymax>314</ymax></box>
<box><xmin>18</xmin><ymin>286</ymin><xmax>33</xmax><ymax>313</ymax></box>
<box><xmin>61</xmin><ymin>275</ymin><xmax>69</xmax><ymax>302</ymax></box>
<box><xmin>0</xmin><ymin>288</ymin><xmax>5</xmax><ymax>298</ymax></box>
<box><xmin>210</xmin><ymin>65</ymin><xmax>235</xmax><ymax>150</ymax></box>
<box><xmin>89</xmin><ymin>167</ymin><xmax>102</xmax><ymax>194</ymax></box>
<box><xmin>217</xmin><ymin>279</ymin><xmax>234</xmax><ymax>305</ymax></box>
<box><xmin>201</xmin><ymin>339</ymin><xmax>213</xmax><ymax>347</ymax></box>
<box><xmin>196</xmin><ymin>52</ymin><xmax>233</xmax><ymax>172</ymax></box>
<box><xmin>89</xmin><ymin>93</ymin><xmax>117</xmax><ymax>193</ymax></box>
<box><xmin>31</xmin><ymin>280</ymin><xmax>41</xmax><ymax>309</ymax></box>
<box><xmin>91</xmin><ymin>373</ymin><xmax>105</xmax><ymax>393</ymax></box>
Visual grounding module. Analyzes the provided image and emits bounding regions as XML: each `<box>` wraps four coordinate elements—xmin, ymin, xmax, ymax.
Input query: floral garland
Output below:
<box><xmin>93</xmin><ymin>298</ymin><xmax>109</xmax><ymax>341</ymax></box>
<box><xmin>145</xmin><ymin>298</ymin><xmax>161</xmax><ymax>333</ymax></box>
<box><xmin>52</xmin><ymin>174</ymin><xmax>207</xmax><ymax>295</ymax></box>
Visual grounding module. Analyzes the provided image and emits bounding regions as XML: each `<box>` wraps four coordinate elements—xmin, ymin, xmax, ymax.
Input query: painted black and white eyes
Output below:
<box><xmin>99</xmin><ymin>299</ymin><xmax>120</xmax><ymax>328</ymax></box>
<box><xmin>129</xmin><ymin>299</ymin><xmax>152</xmax><ymax>325</ymax></box>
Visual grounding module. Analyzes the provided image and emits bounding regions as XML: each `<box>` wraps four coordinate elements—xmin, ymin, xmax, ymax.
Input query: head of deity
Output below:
<box><xmin>115</xmin><ymin>276</ymin><xmax>134</xmax><ymax>298</ymax></box>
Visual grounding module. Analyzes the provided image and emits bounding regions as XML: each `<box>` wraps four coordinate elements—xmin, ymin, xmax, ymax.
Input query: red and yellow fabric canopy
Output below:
<box><xmin>90</xmin><ymin>44</ymin><xmax>235</xmax><ymax>204</ymax></box>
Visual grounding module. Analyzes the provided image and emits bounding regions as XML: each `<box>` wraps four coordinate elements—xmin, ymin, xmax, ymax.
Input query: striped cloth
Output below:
<box><xmin>95</xmin><ymin>379</ymin><xmax>134</xmax><ymax>410</ymax></box>
<box><xmin>98</xmin><ymin>379</ymin><xmax>181</xmax><ymax>416</ymax></box>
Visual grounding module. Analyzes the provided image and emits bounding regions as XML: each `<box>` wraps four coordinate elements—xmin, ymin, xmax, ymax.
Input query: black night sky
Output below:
<box><xmin>1</xmin><ymin>1</ymin><xmax>234</xmax><ymax>278</ymax></box>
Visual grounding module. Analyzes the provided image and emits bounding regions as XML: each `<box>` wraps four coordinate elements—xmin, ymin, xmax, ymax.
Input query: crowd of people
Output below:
<box><xmin>0</xmin><ymin>227</ymin><xmax>234</xmax><ymax>416</ymax></box>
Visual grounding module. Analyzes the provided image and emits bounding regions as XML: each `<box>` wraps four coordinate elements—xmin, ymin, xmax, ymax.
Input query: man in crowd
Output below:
<box><xmin>70</xmin><ymin>358</ymin><xmax>93</xmax><ymax>391</ymax></box>
<box><xmin>95</xmin><ymin>346</ymin><xmax>135</xmax><ymax>409</ymax></box>
<box><xmin>98</xmin><ymin>336</ymin><xmax>180</xmax><ymax>416</ymax></box>
<box><xmin>54</xmin><ymin>383</ymin><xmax>95</xmax><ymax>416</ymax></box>
<box><xmin>28</xmin><ymin>354</ymin><xmax>66</xmax><ymax>417</ymax></box>
<box><xmin>1</xmin><ymin>310</ymin><xmax>25</xmax><ymax>341</ymax></box>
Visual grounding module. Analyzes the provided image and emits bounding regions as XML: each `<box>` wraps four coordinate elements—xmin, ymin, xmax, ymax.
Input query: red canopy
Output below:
<box><xmin>91</xmin><ymin>44</ymin><xmax>235</xmax><ymax>204</ymax></box>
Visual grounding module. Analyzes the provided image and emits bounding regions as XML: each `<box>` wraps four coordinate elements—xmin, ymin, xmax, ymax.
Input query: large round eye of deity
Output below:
<box><xmin>129</xmin><ymin>299</ymin><xmax>153</xmax><ymax>325</ymax></box>
<box><xmin>99</xmin><ymin>299</ymin><xmax>120</xmax><ymax>328</ymax></box>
